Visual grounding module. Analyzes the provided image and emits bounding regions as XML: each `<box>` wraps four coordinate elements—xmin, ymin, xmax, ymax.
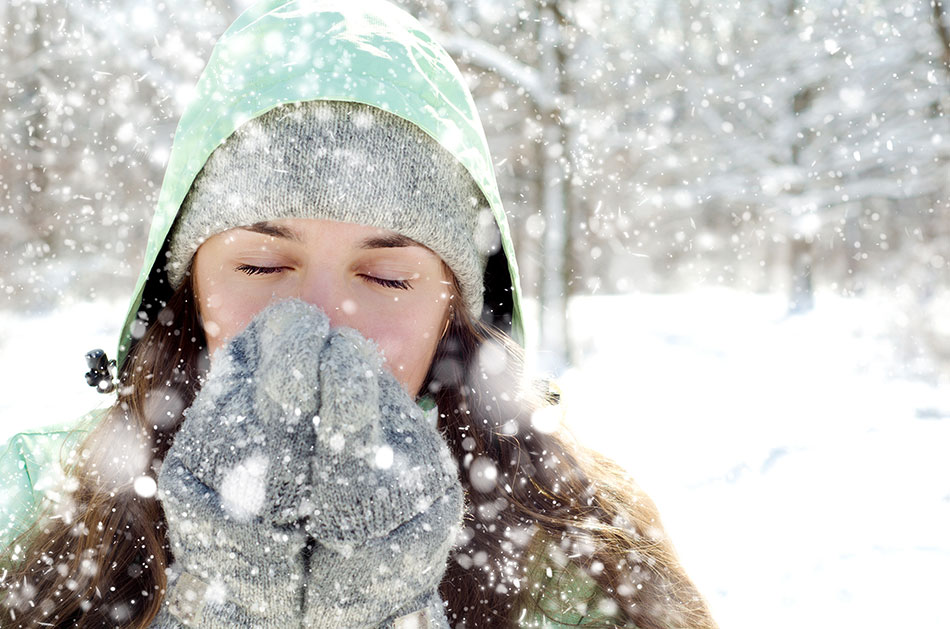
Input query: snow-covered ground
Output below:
<box><xmin>0</xmin><ymin>298</ymin><xmax>129</xmax><ymax>437</ymax></box>
<box><xmin>549</xmin><ymin>290</ymin><xmax>950</xmax><ymax>629</ymax></box>
<box><xmin>1</xmin><ymin>289</ymin><xmax>948</xmax><ymax>628</ymax></box>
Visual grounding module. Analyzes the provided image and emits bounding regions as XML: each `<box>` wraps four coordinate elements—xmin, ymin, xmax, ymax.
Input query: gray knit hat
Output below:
<box><xmin>167</xmin><ymin>100</ymin><xmax>495</xmax><ymax>318</ymax></box>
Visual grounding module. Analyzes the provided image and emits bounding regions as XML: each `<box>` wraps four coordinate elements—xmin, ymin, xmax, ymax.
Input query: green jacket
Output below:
<box><xmin>1</xmin><ymin>1</ymin><xmax>627</xmax><ymax>626</ymax></box>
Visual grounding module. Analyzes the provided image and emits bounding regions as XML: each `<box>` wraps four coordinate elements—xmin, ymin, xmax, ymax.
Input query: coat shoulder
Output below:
<box><xmin>0</xmin><ymin>410</ymin><xmax>102</xmax><ymax>548</ymax></box>
<box><xmin>512</xmin><ymin>528</ymin><xmax>636</xmax><ymax>628</ymax></box>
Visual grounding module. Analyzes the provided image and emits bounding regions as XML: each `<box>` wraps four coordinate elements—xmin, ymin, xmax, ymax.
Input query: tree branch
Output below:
<box><xmin>434</xmin><ymin>30</ymin><xmax>555</xmax><ymax>112</ymax></box>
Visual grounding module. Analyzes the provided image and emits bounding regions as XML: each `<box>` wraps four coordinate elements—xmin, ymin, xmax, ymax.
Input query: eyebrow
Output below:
<box><xmin>239</xmin><ymin>222</ymin><xmax>425</xmax><ymax>251</ymax></box>
<box><xmin>239</xmin><ymin>222</ymin><xmax>303</xmax><ymax>242</ymax></box>
<box><xmin>358</xmin><ymin>233</ymin><xmax>422</xmax><ymax>250</ymax></box>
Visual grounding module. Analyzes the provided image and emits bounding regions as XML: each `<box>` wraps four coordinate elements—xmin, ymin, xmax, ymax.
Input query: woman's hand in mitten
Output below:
<box><xmin>302</xmin><ymin>327</ymin><xmax>464</xmax><ymax>628</ymax></box>
<box><xmin>154</xmin><ymin>299</ymin><xmax>329</xmax><ymax>628</ymax></box>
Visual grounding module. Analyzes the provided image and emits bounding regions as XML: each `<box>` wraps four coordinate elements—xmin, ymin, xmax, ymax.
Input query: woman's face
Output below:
<box><xmin>192</xmin><ymin>218</ymin><xmax>453</xmax><ymax>397</ymax></box>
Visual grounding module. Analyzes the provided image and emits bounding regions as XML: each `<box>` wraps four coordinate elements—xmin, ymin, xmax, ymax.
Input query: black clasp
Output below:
<box><xmin>85</xmin><ymin>349</ymin><xmax>116</xmax><ymax>394</ymax></box>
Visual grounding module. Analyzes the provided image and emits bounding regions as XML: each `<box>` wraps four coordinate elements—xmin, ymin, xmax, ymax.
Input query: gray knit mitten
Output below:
<box><xmin>302</xmin><ymin>324</ymin><xmax>464</xmax><ymax>628</ymax></box>
<box><xmin>152</xmin><ymin>299</ymin><xmax>464</xmax><ymax>628</ymax></box>
<box><xmin>152</xmin><ymin>300</ymin><xmax>329</xmax><ymax>628</ymax></box>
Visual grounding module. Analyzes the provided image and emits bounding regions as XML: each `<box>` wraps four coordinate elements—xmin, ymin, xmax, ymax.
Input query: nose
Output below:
<box><xmin>293</xmin><ymin>268</ymin><xmax>352</xmax><ymax>329</ymax></box>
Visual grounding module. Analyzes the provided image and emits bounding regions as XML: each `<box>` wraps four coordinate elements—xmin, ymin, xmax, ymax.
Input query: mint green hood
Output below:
<box><xmin>117</xmin><ymin>0</ymin><xmax>523</xmax><ymax>369</ymax></box>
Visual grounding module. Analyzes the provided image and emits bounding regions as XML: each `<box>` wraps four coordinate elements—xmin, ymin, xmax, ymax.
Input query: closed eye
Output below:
<box><xmin>236</xmin><ymin>264</ymin><xmax>286</xmax><ymax>276</ymax></box>
<box><xmin>362</xmin><ymin>275</ymin><xmax>412</xmax><ymax>290</ymax></box>
<box><xmin>235</xmin><ymin>265</ymin><xmax>411</xmax><ymax>289</ymax></box>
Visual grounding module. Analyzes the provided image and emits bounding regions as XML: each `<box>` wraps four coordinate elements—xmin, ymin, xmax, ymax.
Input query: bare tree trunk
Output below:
<box><xmin>783</xmin><ymin>0</ymin><xmax>817</xmax><ymax>314</ymax></box>
<box><xmin>537</xmin><ymin>2</ymin><xmax>569</xmax><ymax>373</ymax></box>
<box><xmin>788</xmin><ymin>235</ymin><xmax>814</xmax><ymax>314</ymax></box>
<box><xmin>7</xmin><ymin>2</ymin><xmax>52</xmax><ymax>246</ymax></box>
<box><xmin>932</xmin><ymin>0</ymin><xmax>950</xmax><ymax>78</ymax></box>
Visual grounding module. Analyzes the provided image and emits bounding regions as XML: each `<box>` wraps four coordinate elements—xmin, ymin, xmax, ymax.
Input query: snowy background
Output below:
<box><xmin>2</xmin><ymin>0</ymin><xmax>950</xmax><ymax>627</ymax></box>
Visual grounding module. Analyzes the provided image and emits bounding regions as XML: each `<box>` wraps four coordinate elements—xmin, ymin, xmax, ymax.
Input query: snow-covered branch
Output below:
<box><xmin>434</xmin><ymin>30</ymin><xmax>556</xmax><ymax>113</ymax></box>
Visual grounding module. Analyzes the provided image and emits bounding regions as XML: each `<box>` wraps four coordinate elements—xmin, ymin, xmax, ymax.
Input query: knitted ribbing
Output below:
<box><xmin>166</xmin><ymin>100</ymin><xmax>490</xmax><ymax>319</ymax></box>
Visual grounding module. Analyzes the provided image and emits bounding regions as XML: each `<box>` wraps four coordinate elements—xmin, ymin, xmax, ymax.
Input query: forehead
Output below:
<box><xmin>237</xmin><ymin>220</ymin><xmax>421</xmax><ymax>250</ymax></box>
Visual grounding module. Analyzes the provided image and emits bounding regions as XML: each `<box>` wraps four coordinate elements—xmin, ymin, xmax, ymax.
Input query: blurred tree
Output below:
<box><xmin>0</xmin><ymin>0</ymin><xmax>236</xmax><ymax>309</ymax></box>
<box><xmin>404</xmin><ymin>0</ymin><xmax>950</xmax><ymax>363</ymax></box>
<box><xmin>932</xmin><ymin>0</ymin><xmax>950</xmax><ymax>74</ymax></box>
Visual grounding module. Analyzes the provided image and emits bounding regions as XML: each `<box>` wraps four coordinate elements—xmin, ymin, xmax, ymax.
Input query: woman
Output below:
<box><xmin>0</xmin><ymin>1</ymin><xmax>717</xmax><ymax>627</ymax></box>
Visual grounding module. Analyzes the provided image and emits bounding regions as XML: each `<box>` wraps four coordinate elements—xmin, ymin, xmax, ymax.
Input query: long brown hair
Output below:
<box><xmin>0</xmin><ymin>274</ymin><xmax>204</xmax><ymax>627</ymax></box>
<box><xmin>430</xmin><ymin>299</ymin><xmax>715</xmax><ymax>628</ymax></box>
<box><xmin>1</xmin><ymin>275</ymin><xmax>715</xmax><ymax>628</ymax></box>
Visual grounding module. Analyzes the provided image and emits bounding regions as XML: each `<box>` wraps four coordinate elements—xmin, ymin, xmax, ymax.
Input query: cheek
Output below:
<box><xmin>362</xmin><ymin>312</ymin><xmax>445</xmax><ymax>394</ymax></box>
<box><xmin>198</xmin><ymin>288</ymin><xmax>273</xmax><ymax>356</ymax></box>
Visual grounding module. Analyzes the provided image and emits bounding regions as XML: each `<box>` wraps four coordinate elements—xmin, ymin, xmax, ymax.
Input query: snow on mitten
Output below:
<box><xmin>152</xmin><ymin>299</ymin><xmax>329</xmax><ymax>628</ymax></box>
<box><xmin>302</xmin><ymin>327</ymin><xmax>464</xmax><ymax>628</ymax></box>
